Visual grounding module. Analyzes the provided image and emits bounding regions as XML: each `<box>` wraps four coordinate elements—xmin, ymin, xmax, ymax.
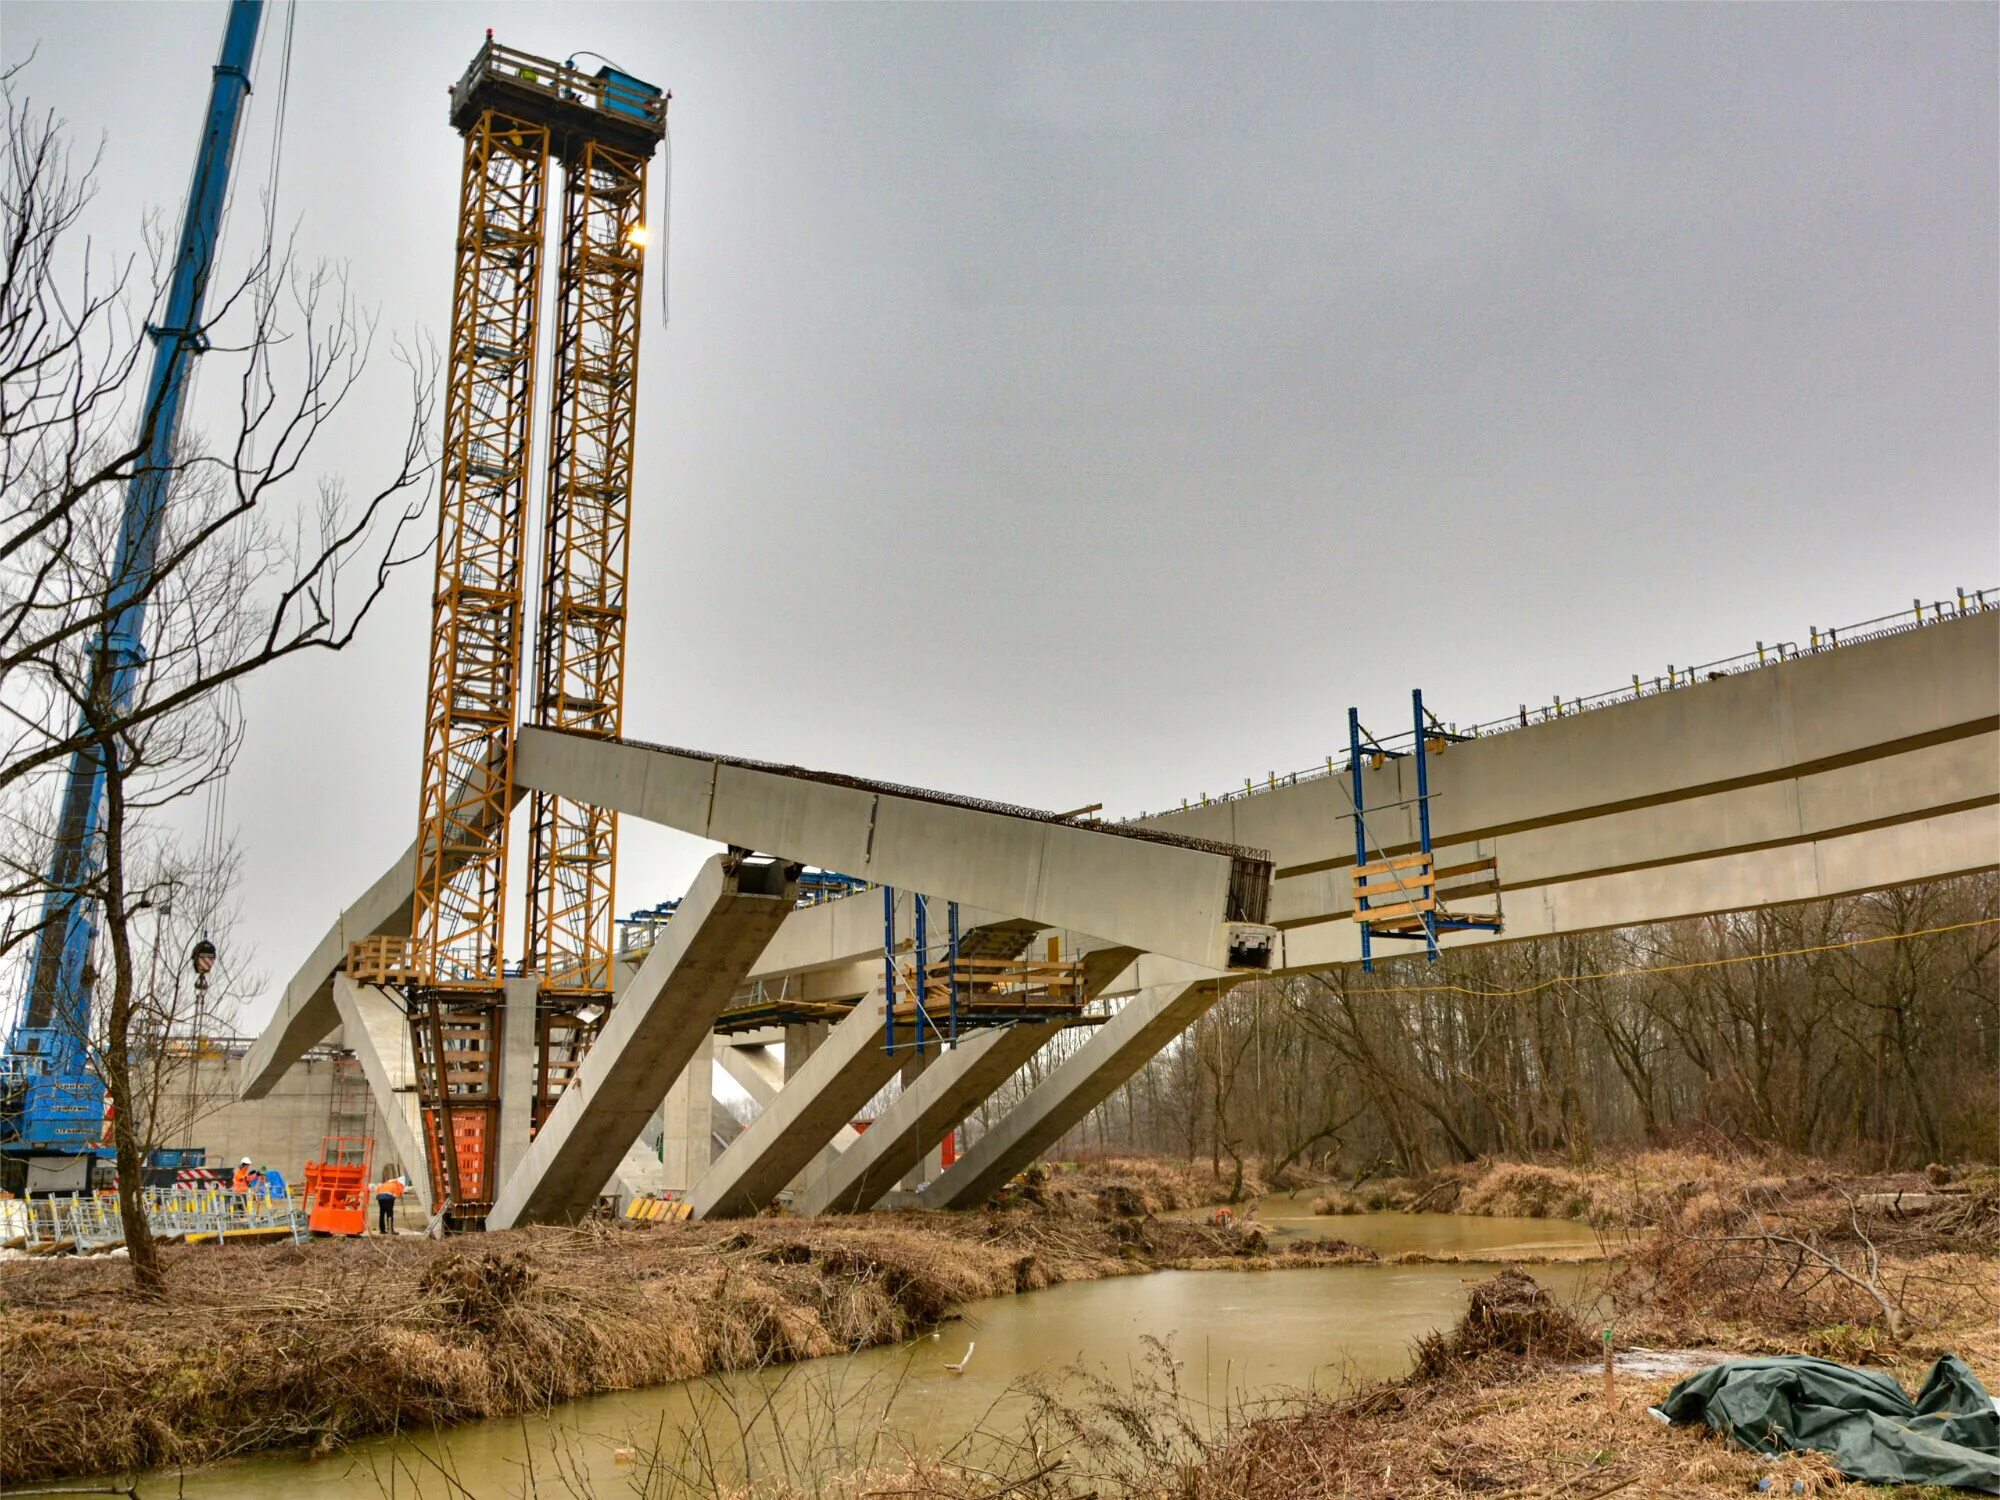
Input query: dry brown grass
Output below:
<box><xmin>0</xmin><ymin>1204</ymin><xmax>1275</xmax><ymax>1486</ymax></box>
<box><xmin>1154</xmin><ymin>1364</ymin><xmax>1856</xmax><ymax>1500</ymax></box>
<box><xmin>1043</xmin><ymin>1152</ymin><xmax>1275</xmax><ymax>1213</ymax></box>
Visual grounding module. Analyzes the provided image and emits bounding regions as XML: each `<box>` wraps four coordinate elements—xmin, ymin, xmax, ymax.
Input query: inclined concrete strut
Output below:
<box><xmin>328</xmin><ymin>975</ymin><xmax>435</xmax><ymax>1214</ymax></box>
<box><xmin>926</xmin><ymin>968</ymin><xmax>1223</xmax><ymax>1210</ymax></box>
<box><xmin>716</xmin><ymin>1040</ymin><xmax>860</xmax><ymax>1189</ymax></box>
<box><xmin>685</xmin><ymin>989</ymin><xmax>905</xmax><ymax>1220</ymax></box>
<box><xmin>487</xmin><ymin>852</ymin><xmax>800</xmax><ymax>1230</ymax></box>
<box><xmin>801</xmin><ymin>1019</ymin><xmax>1066</xmax><ymax>1215</ymax></box>
<box><xmin>800</xmin><ymin>944</ymin><xmax>1141</xmax><ymax>1216</ymax></box>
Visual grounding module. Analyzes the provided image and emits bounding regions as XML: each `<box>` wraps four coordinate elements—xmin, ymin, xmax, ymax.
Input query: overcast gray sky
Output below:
<box><xmin>5</xmin><ymin>1</ymin><xmax>1994</xmax><ymax>1031</ymax></box>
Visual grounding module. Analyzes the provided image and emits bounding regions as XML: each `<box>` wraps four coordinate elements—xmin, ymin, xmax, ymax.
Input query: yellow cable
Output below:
<box><xmin>1341</xmin><ymin>915</ymin><xmax>2000</xmax><ymax>1001</ymax></box>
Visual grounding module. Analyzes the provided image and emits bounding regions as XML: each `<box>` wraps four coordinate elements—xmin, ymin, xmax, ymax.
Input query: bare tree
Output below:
<box><xmin>0</xmin><ymin>75</ymin><xmax>438</xmax><ymax>1287</ymax></box>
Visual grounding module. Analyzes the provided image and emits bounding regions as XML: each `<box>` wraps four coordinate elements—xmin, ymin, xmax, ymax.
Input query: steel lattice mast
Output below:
<box><xmin>386</xmin><ymin>39</ymin><xmax>664</xmax><ymax>1228</ymax></box>
<box><xmin>405</xmin><ymin>103</ymin><xmax>549</xmax><ymax>1225</ymax></box>
<box><xmin>522</xmin><ymin>139</ymin><xmax>650</xmax><ymax>1126</ymax></box>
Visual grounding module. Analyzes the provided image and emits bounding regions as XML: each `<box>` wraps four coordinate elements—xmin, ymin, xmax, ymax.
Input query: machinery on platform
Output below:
<box><xmin>0</xmin><ymin>1</ymin><xmax>266</xmax><ymax>1196</ymax></box>
<box><xmin>341</xmin><ymin>37</ymin><xmax>668</xmax><ymax>1229</ymax></box>
<box><xmin>302</xmin><ymin>1135</ymin><xmax>374</xmax><ymax>1236</ymax></box>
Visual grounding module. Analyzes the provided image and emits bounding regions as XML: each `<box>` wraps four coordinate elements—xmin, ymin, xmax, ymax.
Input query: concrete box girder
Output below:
<box><xmin>1137</xmin><ymin>612</ymin><xmax>1997</xmax><ymax>872</ymax></box>
<box><xmin>932</xmin><ymin>804</ymin><xmax>1998</xmax><ymax>1208</ymax></box>
<box><xmin>510</xmin><ymin>729</ymin><xmax>1270</xmax><ymax>972</ymax></box>
<box><xmin>1269</xmin><ymin>729</ymin><xmax>2000</xmax><ymax>930</ymax></box>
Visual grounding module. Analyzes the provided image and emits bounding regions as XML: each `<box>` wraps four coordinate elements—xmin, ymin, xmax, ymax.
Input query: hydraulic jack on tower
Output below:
<box><xmin>1346</xmin><ymin>689</ymin><xmax>1504</xmax><ymax>972</ymax></box>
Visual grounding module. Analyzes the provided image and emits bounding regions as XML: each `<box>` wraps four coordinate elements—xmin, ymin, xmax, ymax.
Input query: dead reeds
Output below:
<box><xmin>0</xmin><ymin>1204</ymin><xmax>1264</xmax><ymax>1486</ymax></box>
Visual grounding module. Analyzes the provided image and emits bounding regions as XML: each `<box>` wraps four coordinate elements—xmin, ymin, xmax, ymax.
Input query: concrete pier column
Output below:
<box><xmin>660</xmin><ymin>1037</ymin><xmax>714</xmax><ymax>1192</ymax></box>
<box><xmin>496</xmin><ymin>976</ymin><xmax>541</xmax><ymax>1190</ymax></box>
<box><xmin>783</xmin><ymin>1021</ymin><xmax>826</xmax><ymax>1077</ymax></box>
<box><xmin>897</xmin><ymin>1052</ymin><xmax>943</xmax><ymax>1191</ymax></box>
<box><xmin>782</xmin><ymin>1021</ymin><xmax>846</xmax><ymax>1196</ymax></box>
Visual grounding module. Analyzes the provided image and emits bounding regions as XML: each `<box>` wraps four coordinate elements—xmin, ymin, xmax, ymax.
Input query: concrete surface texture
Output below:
<box><xmin>487</xmin><ymin>853</ymin><xmax>800</xmax><ymax>1229</ymax></box>
<box><xmin>687</xmin><ymin>990</ymin><xmax>907</xmax><ymax>1220</ymax></box>
<box><xmin>658</xmin><ymin>1036</ymin><xmax>714</xmax><ymax>1192</ymax></box>
<box><xmin>328</xmin><ymin>976</ymin><xmax>436</xmax><ymax>1214</ymax></box>
<box><xmin>509</xmin><ymin>728</ymin><xmax>1273</xmax><ymax>971</ymax></box>
<box><xmin>147</xmin><ymin>1048</ymin><xmax>360</xmax><ymax>1188</ymax></box>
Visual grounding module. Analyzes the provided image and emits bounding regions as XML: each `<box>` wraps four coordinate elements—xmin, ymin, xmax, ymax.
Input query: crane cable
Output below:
<box><xmin>188</xmin><ymin>1</ymin><xmax>294</xmax><ymax>998</ymax></box>
<box><xmin>1319</xmin><ymin>915</ymin><xmax>2000</xmax><ymax>1003</ymax></box>
<box><xmin>260</xmin><ymin>0</ymin><xmax>297</xmax><ymax>253</ymax></box>
<box><xmin>656</xmin><ymin>116</ymin><xmax>671</xmax><ymax>328</ymax></box>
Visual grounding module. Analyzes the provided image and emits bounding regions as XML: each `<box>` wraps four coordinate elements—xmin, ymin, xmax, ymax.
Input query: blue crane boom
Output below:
<box><xmin>1</xmin><ymin>0</ymin><xmax>265</xmax><ymax>1182</ymax></box>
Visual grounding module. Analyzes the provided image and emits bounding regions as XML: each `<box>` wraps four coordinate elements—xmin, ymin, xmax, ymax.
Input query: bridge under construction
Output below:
<box><xmin>13</xmin><ymin>24</ymin><xmax>1991</xmax><ymax>1236</ymax></box>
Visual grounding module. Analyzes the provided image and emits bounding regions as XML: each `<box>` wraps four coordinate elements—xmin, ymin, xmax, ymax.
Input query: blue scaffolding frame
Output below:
<box><xmin>882</xmin><ymin>888</ymin><xmax>961</xmax><ymax>1057</ymax></box>
<box><xmin>1347</xmin><ymin>688</ymin><xmax>1503</xmax><ymax>972</ymax></box>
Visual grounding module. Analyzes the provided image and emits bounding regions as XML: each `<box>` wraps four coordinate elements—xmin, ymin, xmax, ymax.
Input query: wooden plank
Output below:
<box><xmin>1352</xmin><ymin>853</ymin><xmax>1433</xmax><ymax>880</ymax></box>
<box><xmin>1354</xmin><ymin>876</ymin><xmax>1434</xmax><ymax>902</ymax></box>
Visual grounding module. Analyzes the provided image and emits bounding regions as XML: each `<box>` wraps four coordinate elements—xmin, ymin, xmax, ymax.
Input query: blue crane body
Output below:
<box><xmin>0</xmin><ymin>0</ymin><xmax>265</xmax><ymax>1186</ymax></box>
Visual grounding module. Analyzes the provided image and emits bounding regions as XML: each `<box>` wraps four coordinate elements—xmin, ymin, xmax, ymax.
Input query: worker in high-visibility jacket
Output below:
<box><xmin>232</xmin><ymin>1157</ymin><xmax>254</xmax><ymax>1195</ymax></box>
<box><xmin>373</xmin><ymin>1173</ymin><xmax>407</xmax><ymax>1235</ymax></box>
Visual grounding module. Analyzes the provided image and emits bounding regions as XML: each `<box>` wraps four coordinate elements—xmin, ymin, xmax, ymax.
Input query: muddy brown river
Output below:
<box><xmin>144</xmin><ymin>1211</ymin><xmax>1602</xmax><ymax>1498</ymax></box>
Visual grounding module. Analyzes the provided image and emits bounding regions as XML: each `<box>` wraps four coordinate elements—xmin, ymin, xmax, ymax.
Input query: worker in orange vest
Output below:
<box><xmin>373</xmin><ymin>1172</ymin><xmax>407</xmax><ymax>1235</ymax></box>
<box><xmin>232</xmin><ymin>1156</ymin><xmax>254</xmax><ymax>1195</ymax></box>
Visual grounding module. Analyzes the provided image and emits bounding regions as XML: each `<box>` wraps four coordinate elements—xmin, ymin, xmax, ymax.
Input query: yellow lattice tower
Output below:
<box><xmin>524</xmin><ymin>140</ymin><xmax>649</xmax><ymax>1023</ymax></box>
<box><xmin>406</xmin><ymin>106</ymin><xmax>549</xmax><ymax>1223</ymax></box>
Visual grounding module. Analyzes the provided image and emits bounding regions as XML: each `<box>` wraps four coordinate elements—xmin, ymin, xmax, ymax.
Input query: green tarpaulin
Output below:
<box><xmin>1652</xmin><ymin>1354</ymin><xmax>2000</xmax><ymax>1492</ymax></box>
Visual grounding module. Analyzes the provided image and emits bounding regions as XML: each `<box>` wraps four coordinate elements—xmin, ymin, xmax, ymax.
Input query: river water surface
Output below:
<box><xmin>150</xmin><ymin>1212</ymin><xmax>1600</xmax><ymax>1499</ymax></box>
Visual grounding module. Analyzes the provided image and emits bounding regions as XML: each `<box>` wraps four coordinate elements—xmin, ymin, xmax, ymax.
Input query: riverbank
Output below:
<box><xmin>717</xmin><ymin>1250</ymin><xmax>1997</xmax><ymax>1499</ymax></box>
<box><xmin>734</xmin><ymin>1151</ymin><xmax>2000</xmax><ymax>1499</ymax></box>
<box><xmin>0</xmin><ymin>1189</ymin><xmax>1376</xmax><ymax>1486</ymax></box>
<box><xmin>5</xmin><ymin>1149</ymin><xmax>1990</xmax><ymax>1489</ymax></box>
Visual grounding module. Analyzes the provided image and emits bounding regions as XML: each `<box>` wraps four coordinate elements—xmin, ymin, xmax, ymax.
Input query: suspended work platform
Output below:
<box><xmin>1347</xmin><ymin>688</ymin><xmax>1504</xmax><ymax>969</ymax></box>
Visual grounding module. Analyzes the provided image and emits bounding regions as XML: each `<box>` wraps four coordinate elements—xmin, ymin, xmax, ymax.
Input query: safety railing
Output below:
<box><xmin>450</xmin><ymin>39</ymin><xmax>666</xmax><ymax>133</ymax></box>
<box><xmin>347</xmin><ymin>934</ymin><xmax>422</xmax><ymax>985</ymax></box>
<box><xmin>0</xmin><ymin>1188</ymin><xmax>307</xmax><ymax>1253</ymax></box>
<box><xmin>1131</xmin><ymin>587</ymin><xmax>1997</xmax><ymax>819</ymax></box>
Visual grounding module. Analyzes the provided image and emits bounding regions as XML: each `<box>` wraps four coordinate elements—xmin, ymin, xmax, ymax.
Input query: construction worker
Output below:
<box><xmin>232</xmin><ymin>1156</ymin><xmax>253</xmax><ymax>1195</ymax></box>
<box><xmin>373</xmin><ymin>1172</ymin><xmax>406</xmax><ymax>1235</ymax></box>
